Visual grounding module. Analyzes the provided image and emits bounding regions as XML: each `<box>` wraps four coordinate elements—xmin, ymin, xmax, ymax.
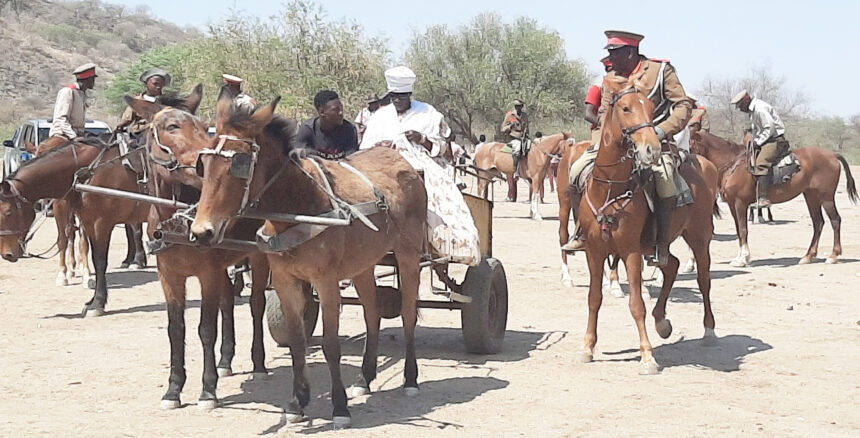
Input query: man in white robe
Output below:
<box><xmin>360</xmin><ymin>66</ymin><xmax>481</xmax><ymax>265</ymax></box>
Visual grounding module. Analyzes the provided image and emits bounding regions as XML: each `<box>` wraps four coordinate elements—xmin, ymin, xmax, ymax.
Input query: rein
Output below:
<box><xmin>198</xmin><ymin>134</ymin><xmax>261</xmax><ymax>214</ymax></box>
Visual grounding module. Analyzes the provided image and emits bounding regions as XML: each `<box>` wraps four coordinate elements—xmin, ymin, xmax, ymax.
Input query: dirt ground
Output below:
<box><xmin>0</xmin><ymin>170</ymin><xmax>858</xmax><ymax>437</ymax></box>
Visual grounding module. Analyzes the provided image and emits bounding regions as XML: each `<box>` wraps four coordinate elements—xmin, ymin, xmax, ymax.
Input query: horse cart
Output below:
<box><xmin>73</xmin><ymin>164</ymin><xmax>509</xmax><ymax>354</ymax></box>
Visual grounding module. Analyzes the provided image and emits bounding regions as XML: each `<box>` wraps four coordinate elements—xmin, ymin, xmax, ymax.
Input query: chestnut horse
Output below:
<box><xmin>190</xmin><ymin>89</ymin><xmax>427</xmax><ymax>427</ymax></box>
<box><xmin>124</xmin><ymin>89</ymin><xmax>274</xmax><ymax>410</ymax></box>
<box><xmin>474</xmin><ymin>133</ymin><xmax>571</xmax><ymax>219</ymax></box>
<box><xmin>690</xmin><ymin>131</ymin><xmax>857</xmax><ymax>267</ymax></box>
<box><xmin>576</xmin><ymin>79</ymin><xmax>720</xmax><ymax>374</ymax></box>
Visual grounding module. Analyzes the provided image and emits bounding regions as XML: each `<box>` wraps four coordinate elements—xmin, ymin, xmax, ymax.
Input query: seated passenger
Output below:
<box><xmin>296</xmin><ymin>90</ymin><xmax>358</xmax><ymax>159</ymax></box>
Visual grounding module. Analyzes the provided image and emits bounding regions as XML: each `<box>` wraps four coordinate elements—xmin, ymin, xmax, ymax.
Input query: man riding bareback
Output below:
<box><xmin>501</xmin><ymin>99</ymin><xmax>529</xmax><ymax>170</ymax></box>
<box><xmin>730</xmin><ymin>90</ymin><xmax>790</xmax><ymax>208</ymax></box>
<box><xmin>562</xmin><ymin>30</ymin><xmax>693</xmax><ymax>267</ymax></box>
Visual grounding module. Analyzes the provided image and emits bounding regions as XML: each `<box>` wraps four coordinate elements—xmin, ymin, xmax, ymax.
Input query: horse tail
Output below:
<box><xmin>836</xmin><ymin>154</ymin><xmax>858</xmax><ymax>204</ymax></box>
<box><xmin>712</xmin><ymin>201</ymin><xmax>722</xmax><ymax>220</ymax></box>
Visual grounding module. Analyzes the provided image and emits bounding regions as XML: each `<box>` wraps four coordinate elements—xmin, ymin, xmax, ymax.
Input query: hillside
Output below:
<box><xmin>0</xmin><ymin>0</ymin><xmax>198</xmax><ymax>138</ymax></box>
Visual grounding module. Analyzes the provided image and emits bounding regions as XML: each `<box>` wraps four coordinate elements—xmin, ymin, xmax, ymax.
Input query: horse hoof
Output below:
<box><xmin>284</xmin><ymin>412</ymin><xmax>309</xmax><ymax>424</ymax></box>
<box><xmin>251</xmin><ymin>372</ymin><xmax>268</xmax><ymax>381</ymax></box>
<box><xmin>86</xmin><ymin>276</ymin><xmax>96</xmax><ymax>289</ymax></box>
<box><xmin>332</xmin><ymin>416</ymin><xmax>352</xmax><ymax>429</ymax></box>
<box><xmin>655</xmin><ymin>319</ymin><xmax>673</xmax><ymax>339</ymax></box>
<box><xmin>639</xmin><ymin>360</ymin><xmax>660</xmax><ymax>375</ymax></box>
<box><xmin>217</xmin><ymin>367</ymin><xmax>232</xmax><ymax>378</ymax></box>
<box><xmin>798</xmin><ymin>256</ymin><xmax>812</xmax><ymax>265</ymax></box>
<box><xmin>504</xmin><ymin>197</ymin><xmax>515</xmax><ymax>203</ymax></box>
<box><xmin>702</xmin><ymin>328</ymin><xmax>718</xmax><ymax>347</ymax></box>
<box><xmin>119</xmin><ymin>261</ymin><xmax>130</xmax><ymax>269</ymax></box>
<box><xmin>160</xmin><ymin>399</ymin><xmax>180</xmax><ymax>410</ymax></box>
<box><xmin>532</xmin><ymin>215</ymin><xmax>543</xmax><ymax>221</ymax></box>
<box><xmin>56</xmin><ymin>273</ymin><xmax>68</xmax><ymax>287</ymax></box>
<box><xmin>128</xmin><ymin>263</ymin><xmax>140</xmax><ymax>270</ymax></box>
<box><xmin>729</xmin><ymin>258</ymin><xmax>748</xmax><ymax>268</ymax></box>
<box><xmin>197</xmin><ymin>399</ymin><xmax>218</xmax><ymax>411</ymax></box>
<box><xmin>350</xmin><ymin>386</ymin><xmax>370</xmax><ymax>398</ymax></box>
<box><xmin>85</xmin><ymin>308</ymin><xmax>105</xmax><ymax>318</ymax></box>
<box><xmin>681</xmin><ymin>261</ymin><xmax>696</xmax><ymax>274</ymax></box>
<box><xmin>575</xmin><ymin>350</ymin><xmax>594</xmax><ymax>363</ymax></box>
<box><xmin>825</xmin><ymin>257</ymin><xmax>838</xmax><ymax>265</ymax></box>
<box><xmin>404</xmin><ymin>386</ymin><xmax>419</xmax><ymax>397</ymax></box>
<box><xmin>562</xmin><ymin>278</ymin><xmax>573</xmax><ymax>288</ymax></box>
<box><xmin>609</xmin><ymin>285</ymin><xmax>624</xmax><ymax>298</ymax></box>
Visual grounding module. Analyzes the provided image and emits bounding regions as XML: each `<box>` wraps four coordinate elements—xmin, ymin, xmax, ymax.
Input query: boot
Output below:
<box><xmin>561</xmin><ymin>190</ymin><xmax>585</xmax><ymax>252</ymax></box>
<box><xmin>756</xmin><ymin>174</ymin><xmax>772</xmax><ymax>208</ymax></box>
<box><xmin>646</xmin><ymin>196</ymin><xmax>677</xmax><ymax>267</ymax></box>
<box><xmin>512</xmin><ymin>153</ymin><xmax>521</xmax><ymax>173</ymax></box>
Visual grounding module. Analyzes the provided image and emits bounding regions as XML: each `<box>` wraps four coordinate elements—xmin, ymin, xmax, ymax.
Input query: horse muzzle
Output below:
<box><xmin>635</xmin><ymin>143</ymin><xmax>662</xmax><ymax>167</ymax></box>
<box><xmin>189</xmin><ymin>220</ymin><xmax>227</xmax><ymax>247</ymax></box>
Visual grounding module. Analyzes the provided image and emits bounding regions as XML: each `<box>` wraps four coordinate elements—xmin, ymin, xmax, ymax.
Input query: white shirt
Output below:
<box><xmin>359</xmin><ymin>100</ymin><xmax>448</xmax><ymax>158</ymax></box>
<box><xmin>749</xmin><ymin>98</ymin><xmax>785</xmax><ymax>147</ymax></box>
<box><xmin>49</xmin><ymin>84</ymin><xmax>87</xmax><ymax>139</ymax></box>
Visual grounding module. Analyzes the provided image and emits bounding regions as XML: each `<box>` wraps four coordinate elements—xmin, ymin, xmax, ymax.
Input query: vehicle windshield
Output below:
<box><xmin>85</xmin><ymin>127</ymin><xmax>110</xmax><ymax>136</ymax></box>
<box><xmin>38</xmin><ymin>128</ymin><xmax>50</xmax><ymax>145</ymax></box>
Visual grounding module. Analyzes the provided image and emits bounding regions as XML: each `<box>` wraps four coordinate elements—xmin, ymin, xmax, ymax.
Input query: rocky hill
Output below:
<box><xmin>0</xmin><ymin>0</ymin><xmax>197</xmax><ymax>134</ymax></box>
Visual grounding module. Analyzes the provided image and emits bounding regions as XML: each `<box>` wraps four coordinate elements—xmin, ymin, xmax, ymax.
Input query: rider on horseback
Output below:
<box><xmin>562</xmin><ymin>30</ymin><xmax>693</xmax><ymax>267</ymax></box>
<box><xmin>501</xmin><ymin>99</ymin><xmax>529</xmax><ymax>171</ymax></box>
<box><xmin>116</xmin><ymin>68</ymin><xmax>171</xmax><ymax>146</ymax></box>
<box><xmin>731</xmin><ymin>90</ymin><xmax>791</xmax><ymax>208</ymax></box>
<box><xmin>49</xmin><ymin>63</ymin><xmax>97</xmax><ymax>140</ymax></box>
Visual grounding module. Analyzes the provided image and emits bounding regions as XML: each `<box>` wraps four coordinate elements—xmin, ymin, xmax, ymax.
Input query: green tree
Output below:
<box><xmin>405</xmin><ymin>13</ymin><xmax>591</xmax><ymax>144</ymax></box>
<box><xmin>106</xmin><ymin>0</ymin><xmax>388</xmax><ymax>121</ymax></box>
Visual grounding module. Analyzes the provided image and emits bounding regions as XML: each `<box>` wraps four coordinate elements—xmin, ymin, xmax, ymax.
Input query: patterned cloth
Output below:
<box><xmin>360</xmin><ymin>101</ymin><xmax>480</xmax><ymax>265</ymax></box>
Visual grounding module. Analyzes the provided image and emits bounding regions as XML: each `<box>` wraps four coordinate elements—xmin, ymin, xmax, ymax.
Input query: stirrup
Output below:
<box><xmin>561</xmin><ymin>237</ymin><xmax>586</xmax><ymax>252</ymax></box>
<box><xmin>646</xmin><ymin>247</ymin><xmax>669</xmax><ymax>267</ymax></box>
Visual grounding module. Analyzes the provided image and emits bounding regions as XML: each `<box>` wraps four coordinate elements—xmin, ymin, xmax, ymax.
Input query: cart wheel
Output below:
<box><xmin>265</xmin><ymin>283</ymin><xmax>319</xmax><ymax>347</ymax></box>
<box><xmin>461</xmin><ymin>257</ymin><xmax>508</xmax><ymax>354</ymax></box>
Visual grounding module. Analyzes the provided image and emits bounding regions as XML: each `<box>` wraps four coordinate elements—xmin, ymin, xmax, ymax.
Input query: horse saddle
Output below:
<box><xmin>770</xmin><ymin>152</ymin><xmax>801</xmax><ymax>186</ymax></box>
<box><xmin>118</xmin><ymin>134</ymin><xmax>147</xmax><ymax>183</ymax></box>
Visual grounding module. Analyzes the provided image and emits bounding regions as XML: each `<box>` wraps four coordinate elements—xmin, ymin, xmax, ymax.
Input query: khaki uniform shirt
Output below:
<box><xmin>598</xmin><ymin>57</ymin><xmax>692</xmax><ymax>139</ymax></box>
<box><xmin>500</xmin><ymin>109</ymin><xmax>529</xmax><ymax>141</ymax></box>
<box><xmin>234</xmin><ymin>93</ymin><xmax>257</xmax><ymax>110</ymax></box>
<box><xmin>689</xmin><ymin>106</ymin><xmax>710</xmax><ymax>132</ymax></box>
<box><xmin>49</xmin><ymin>84</ymin><xmax>87</xmax><ymax>139</ymax></box>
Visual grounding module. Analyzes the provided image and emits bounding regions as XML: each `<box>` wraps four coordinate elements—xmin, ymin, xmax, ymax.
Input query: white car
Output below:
<box><xmin>3</xmin><ymin>119</ymin><xmax>112</xmax><ymax>178</ymax></box>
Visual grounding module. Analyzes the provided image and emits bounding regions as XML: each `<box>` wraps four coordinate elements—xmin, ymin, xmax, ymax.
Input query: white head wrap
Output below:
<box><xmin>384</xmin><ymin>66</ymin><xmax>416</xmax><ymax>93</ymax></box>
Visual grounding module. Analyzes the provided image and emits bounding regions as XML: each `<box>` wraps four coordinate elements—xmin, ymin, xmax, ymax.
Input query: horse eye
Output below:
<box><xmin>623</xmin><ymin>107</ymin><xmax>631</xmax><ymax>113</ymax></box>
<box><xmin>166</xmin><ymin>124</ymin><xmax>180</xmax><ymax>131</ymax></box>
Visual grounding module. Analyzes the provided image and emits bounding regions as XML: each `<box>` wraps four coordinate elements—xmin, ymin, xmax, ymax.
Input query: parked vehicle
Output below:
<box><xmin>3</xmin><ymin>119</ymin><xmax>112</xmax><ymax>178</ymax></box>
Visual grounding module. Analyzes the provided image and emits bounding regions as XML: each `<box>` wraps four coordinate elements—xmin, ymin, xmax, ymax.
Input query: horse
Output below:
<box><xmin>475</xmin><ymin>132</ymin><xmax>572</xmax><ymax>219</ymax></box>
<box><xmin>123</xmin><ymin>87</ymin><xmax>275</xmax><ymax>410</ymax></box>
<box><xmin>190</xmin><ymin>88</ymin><xmax>427</xmax><ymax>427</ymax></box>
<box><xmin>31</xmin><ymin>135</ymin><xmax>147</xmax><ymax>287</ymax></box>
<box><xmin>690</xmin><ymin>131</ymin><xmax>858</xmax><ymax>266</ymax></box>
<box><xmin>576</xmin><ymin>78</ymin><xmax>721</xmax><ymax>374</ymax></box>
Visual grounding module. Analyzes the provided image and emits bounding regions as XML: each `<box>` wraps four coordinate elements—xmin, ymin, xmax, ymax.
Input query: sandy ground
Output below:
<box><xmin>0</xmin><ymin>170</ymin><xmax>858</xmax><ymax>438</ymax></box>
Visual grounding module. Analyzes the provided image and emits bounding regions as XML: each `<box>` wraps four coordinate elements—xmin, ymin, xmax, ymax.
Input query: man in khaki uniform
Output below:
<box><xmin>116</xmin><ymin>68</ymin><xmax>171</xmax><ymax>140</ymax></box>
<box><xmin>731</xmin><ymin>90</ymin><xmax>790</xmax><ymax>207</ymax></box>
<box><xmin>563</xmin><ymin>30</ymin><xmax>692</xmax><ymax>267</ymax></box>
<box><xmin>687</xmin><ymin>94</ymin><xmax>710</xmax><ymax>134</ymax></box>
<box><xmin>222</xmin><ymin>74</ymin><xmax>257</xmax><ymax>110</ymax></box>
<box><xmin>500</xmin><ymin>99</ymin><xmax>529</xmax><ymax>169</ymax></box>
<box><xmin>49</xmin><ymin>63</ymin><xmax>97</xmax><ymax>139</ymax></box>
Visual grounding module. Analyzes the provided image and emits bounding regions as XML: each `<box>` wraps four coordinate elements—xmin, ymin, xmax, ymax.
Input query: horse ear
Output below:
<box><xmin>215</xmin><ymin>85</ymin><xmax>234</xmax><ymax>125</ymax></box>
<box><xmin>0</xmin><ymin>181</ymin><xmax>11</xmax><ymax>196</ymax></box>
<box><xmin>124</xmin><ymin>95</ymin><xmax>164</xmax><ymax>120</ymax></box>
<box><xmin>184</xmin><ymin>83</ymin><xmax>204</xmax><ymax>115</ymax></box>
<box><xmin>250</xmin><ymin>96</ymin><xmax>281</xmax><ymax>127</ymax></box>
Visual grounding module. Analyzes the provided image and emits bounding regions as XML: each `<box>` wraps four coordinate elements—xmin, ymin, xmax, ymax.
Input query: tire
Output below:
<box><xmin>265</xmin><ymin>283</ymin><xmax>319</xmax><ymax>347</ymax></box>
<box><xmin>460</xmin><ymin>257</ymin><xmax>508</xmax><ymax>354</ymax></box>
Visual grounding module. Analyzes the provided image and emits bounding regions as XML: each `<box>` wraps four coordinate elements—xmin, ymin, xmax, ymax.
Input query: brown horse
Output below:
<box><xmin>190</xmin><ymin>89</ymin><xmax>427</xmax><ymax>427</ymax></box>
<box><xmin>576</xmin><ymin>79</ymin><xmax>720</xmax><ymax>374</ymax></box>
<box><xmin>690</xmin><ymin>131</ymin><xmax>858</xmax><ymax>266</ymax></box>
<box><xmin>475</xmin><ymin>132</ymin><xmax>572</xmax><ymax>219</ymax></box>
<box><xmin>124</xmin><ymin>88</ymin><xmax>277</xmax><ymax>410</ymax></box>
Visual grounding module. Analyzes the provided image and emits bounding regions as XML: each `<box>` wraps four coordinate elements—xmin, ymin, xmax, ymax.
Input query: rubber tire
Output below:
<box><xmin>460</xmin><ymin>257</ymin><xmax>508</xmax><ymax>354</ymax></box>
<box><xmin>265</xmin><ymin>283</ymin><xmax>319</xmax><ymax>347</ymax></box>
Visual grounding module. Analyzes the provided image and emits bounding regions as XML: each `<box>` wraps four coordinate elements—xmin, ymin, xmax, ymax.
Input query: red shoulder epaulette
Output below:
<box><xmin>698</xmin><ymin>105</ymin><xmax>706</xmax><ymax>110</ymax></box>
<box><xmin>650</xmin><ymin>58</ymin><xmax>671</xmax><ymax>63</ymax></box>
<box><xmin>67</xmin><ymin>83</ymin><xmax>79</xmax><ymax>90</ymax></box>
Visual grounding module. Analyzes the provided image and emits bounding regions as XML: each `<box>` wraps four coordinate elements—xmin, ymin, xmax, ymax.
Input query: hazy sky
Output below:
<box><xmin>114</xmin><ymin>0</ymin><xmax>858</xmax><ymax>117</ymax></box>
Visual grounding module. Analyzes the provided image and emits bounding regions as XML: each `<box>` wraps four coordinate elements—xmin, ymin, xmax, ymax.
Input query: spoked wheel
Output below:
<box><xmin>265</xmin><ymin>282</ymin><xmax>319</xmax><ymax>347</ymax></box>
<box><xmin>461</xmin><ymin>257</ymin><xmax>508</xmax><ymax>354</ymax></box>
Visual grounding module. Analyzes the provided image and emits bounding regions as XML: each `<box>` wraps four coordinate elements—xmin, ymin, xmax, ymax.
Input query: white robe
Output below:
<box><xmin>360</xmin><ymin>101</ymin><xmax>480</xmax><ymax>265</ymax></box>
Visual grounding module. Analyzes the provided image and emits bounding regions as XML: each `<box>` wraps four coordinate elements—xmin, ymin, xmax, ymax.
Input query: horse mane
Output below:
<box><xmin>159</xmin><ymin>93</ymin><xmax>195</xmax><ymax>113</ymax></box>
<box><xmin>224</xmin><ymin>102</ymin><xmax>298</xmax><ymax>156</ymax></box>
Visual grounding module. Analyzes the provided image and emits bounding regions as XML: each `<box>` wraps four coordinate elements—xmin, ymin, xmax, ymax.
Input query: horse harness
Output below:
<box><xmin>197</xmin><ymin>136</ymin><xmax>389</xmax><ymax>253</ymax></box>
<box><xmin>585</xmin><ymin>87</ymin><xmax>655</xmax><ymax>241</ymax></box>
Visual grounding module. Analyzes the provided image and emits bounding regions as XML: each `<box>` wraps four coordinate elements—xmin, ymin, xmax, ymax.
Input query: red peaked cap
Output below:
<box><xmin>604</xmin><ymin>30</ymin><xmax>644</xmax><ymax>50</ymax></box>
